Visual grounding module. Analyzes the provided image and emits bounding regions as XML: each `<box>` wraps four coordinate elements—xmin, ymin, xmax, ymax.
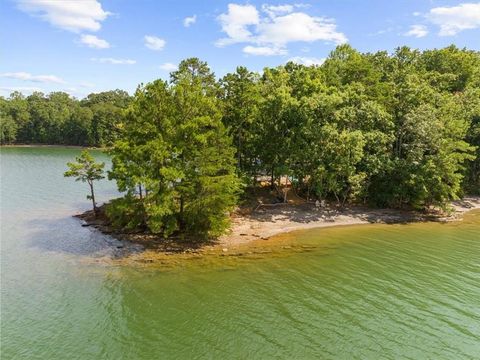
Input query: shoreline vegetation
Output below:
<box><xmin>3</xmin><ymin>45</ymin><xmax>480</xmax><ymax>256</ymax></box>
<box><xmin>76</xmin><ymin>195</ymin><xmax>480</xmax><ymax>257</ymax></box>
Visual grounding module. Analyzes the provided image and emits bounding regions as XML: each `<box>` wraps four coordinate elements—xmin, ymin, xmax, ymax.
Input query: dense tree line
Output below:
<box><xmin>217</xmin><ymin>45</ymin><xmax>480</xmax><ymax>207</ymax></box>
<box><xmin>5</xmin><ymin>44</ymin><xmax>480</xmax><ymax>238</ymax></box>
<box><xmin>105</xmin><ymin>46</ymin><xmax>479</xmax><ymax>239</ymax></box>
<box><xmin>0</xmin><ymin>90</ymin><xmax>131</xmax><ymax>147</ymax></box>
<box><xmin>220</xmin><ymin>45</ymin><xmax>480</xmax><ymax>208</ymax></box>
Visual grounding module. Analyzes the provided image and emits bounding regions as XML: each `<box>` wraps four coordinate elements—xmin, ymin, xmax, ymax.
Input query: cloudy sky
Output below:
<box><xmin>1</xmin><ymin>0</ymin><xmax>479</xmax><ymax>98</ymax></box>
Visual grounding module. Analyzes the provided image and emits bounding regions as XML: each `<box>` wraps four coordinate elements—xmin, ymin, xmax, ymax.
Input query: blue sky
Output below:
<box><xmin>1</xmin><ymin>0</ymin><xmax>479</xmax><ymax>98</ymax></box>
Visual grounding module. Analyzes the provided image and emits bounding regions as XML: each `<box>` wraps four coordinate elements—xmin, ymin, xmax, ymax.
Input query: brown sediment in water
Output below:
<box><xmin>76</xmin><ymin>196</ymin><xmax>480</xmax><ymax>266</ymax></box>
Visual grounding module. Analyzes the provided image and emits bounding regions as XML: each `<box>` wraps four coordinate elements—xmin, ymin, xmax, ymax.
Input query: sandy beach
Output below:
<box><xmin>77</xmin><ymin>196</ymin><xmax>480</xmax><ymax>260</ymax></box>
<box><xmin>219</xmin><ymin>196</ymin><xmax>480</xmax><ymax>248</ymax></box>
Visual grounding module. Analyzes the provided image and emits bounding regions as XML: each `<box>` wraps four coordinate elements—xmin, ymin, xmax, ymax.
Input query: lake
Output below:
<box><xmin>1</xmin><ymin>147</ymin><xmax>479</xmax><ymax>359</ymax></box>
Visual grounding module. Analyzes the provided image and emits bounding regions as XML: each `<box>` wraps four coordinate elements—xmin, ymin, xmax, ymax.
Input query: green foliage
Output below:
<box><xmin>462</xmin><ymin>87</ymin><xmax>480</xmax><ymax>194</ymax></box>
<box><xmin>0</xmin><ymin>114</ymin><xmax>18</xmax><ymax>144</ymax></box>
<box><xmin>108</xmin><ymin>59</ymin><xmax>241</xmax><ymax>239</ymax></box>
<box><xmin>64</xmin><ymin>151</ymin><xmax>105</xmax><ymax>213</ymax></box>
<box><xmin>220</xmin><ymin>66</ymin><xmax>260</xmax><ymax>177</ymax></box>
<box><xmin>64</xmin><ymin>150</ymin><xmax>105</xmax><ymax>182</ymax></box>
<box><xmin>5</xmin><ymin>45</ymin><xmax>480</xmax><ymax>227</ymax></box>
<box><xmin>105</xmin><ymin>196</ymin><xmax>146</xmax><ymax>231</ymax></box>
<box><xmin>1</xmin><ymin>97</ymin><xmax>18</xmax><ymax>144</ymax></box>
<box><xmin>1</xmin><ymin>90</ymin><xmax>131</xmax><ymax>146</ymax></box>
<box><xmin>82</xmin><ymin>90</ymin><xmax>131</xmax><ymax>146</ymax></box>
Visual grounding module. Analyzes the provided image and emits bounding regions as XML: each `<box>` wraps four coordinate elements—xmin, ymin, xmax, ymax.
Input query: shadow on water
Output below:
<box><xmin>23</xmin><ymin>205</ymin><xmax>430</xmax><ymax>261</ymax></box>
<box><xmin>25</xmin><ymin>214</ymin><xmax>141</xmax><ymax>258</ymax></box>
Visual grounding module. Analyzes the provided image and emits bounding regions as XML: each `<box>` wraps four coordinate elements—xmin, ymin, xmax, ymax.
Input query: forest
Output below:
<box><xmin>0</xmin><ymin>89</ymin><xmax>131</xmax><ymax>147</ymax></box>
<box><xmin>2</xmin><ymin>45</ymin><xmax>480</xmax><ymax>238</ymax></box>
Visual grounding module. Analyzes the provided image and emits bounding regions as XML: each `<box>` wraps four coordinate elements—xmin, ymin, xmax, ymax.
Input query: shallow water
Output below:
<box><xmin>1</xmin><ymin>147</ymin><xmax>480</xmax><ymax>359</ymax></box>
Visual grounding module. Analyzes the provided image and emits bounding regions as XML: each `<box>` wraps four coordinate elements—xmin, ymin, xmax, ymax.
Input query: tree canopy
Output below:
<box><xmin>1</xmin><ymin>90</ymin><xmax>131</xmax><ymax>147</ymax></box>
<box><xmin>5</xmin><ymin>45</ymin><xmax>480</xmax><ymax>239</ymax></box>
<box><xmin>64</xmin><ymin>151</ymin><xmax>105</xmax><ymax>214</ymax></box>
<box><xmin>107</xmin><ymin>59</ymin><xmax>240</xmax><ymax>239</ymax></box>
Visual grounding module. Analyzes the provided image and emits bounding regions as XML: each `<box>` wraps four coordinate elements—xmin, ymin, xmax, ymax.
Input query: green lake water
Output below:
<box><xmin>1</xmin><ymin>147</ymin><xmax>480</xmax><ymax>359</ymax></box>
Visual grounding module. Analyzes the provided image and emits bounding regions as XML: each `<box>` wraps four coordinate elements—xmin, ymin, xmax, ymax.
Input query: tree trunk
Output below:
<box><xmin>138</xmin><ymin>184</ymin><xmax>143</xmax><ymax>200</ymax></box>
<box><xmin>237</xmin><ymin>133</ymin><xmax>242</xmax><ymax>171</ymax></box>
<box><xmin>179</xmin><ymin>195</ymin><xmax>185</xmax><ymax>231</ymax></box>
<box><xmin>89</xmin><ymin>181</ymin><xmax>97</xmax><ymax>216</ymax></box>
<box><xmin>333</xmin><ymin>192</ymin><xmax>340</xmax><ymax>206</ymax></box>
<box><xmin>283</xmin><ymin>176</ymin><xmax>290</xmax><ymax>203</ymax></box>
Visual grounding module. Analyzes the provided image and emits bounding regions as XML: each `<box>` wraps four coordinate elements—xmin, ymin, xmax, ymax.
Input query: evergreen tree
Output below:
<box><xmin>64</xmin><ymin>151</ymin><xmax>105</xmax><ymax>215</ymax></box>
<box><xmin>108</xmin><ymin>59</ymin><xmax>240</xmax><ymax>239</ymax></box>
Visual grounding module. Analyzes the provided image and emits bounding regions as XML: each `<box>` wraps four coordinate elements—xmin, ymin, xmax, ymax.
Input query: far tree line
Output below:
<box><xmin>3</xmin><ymin>44</ymin><xmax>480</xmax><ymax>238</ymax></box>
<box><xmin>0</xmin><ymin>89</ymin><xmax>130</xmax><ymax>147</ymax></box>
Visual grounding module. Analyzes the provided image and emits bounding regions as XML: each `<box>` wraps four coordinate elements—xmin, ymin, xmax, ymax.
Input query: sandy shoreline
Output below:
<box><xmin>219</xmin><ymin>197</ymin><xmax>480</xmax><ymax>248</ymax></box>
<box><xmin>77</xmin><ymin>196</ymin><xmax>480</xmax><ymax>261</ymax></box>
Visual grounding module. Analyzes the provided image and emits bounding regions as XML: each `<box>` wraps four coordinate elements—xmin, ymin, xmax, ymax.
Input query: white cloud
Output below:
<box><xmin>243</xmin><ymin>45</ymin><xmax>286</xmax><ymax>56</ymax></box>
<box><xmin>216</xmin><ymin>3</ymin><xmax>347</xmax><ymax>55</ymax></box>
<box><xmin>80</xmin><ymin>34</ymin><xmax>110</xmax><ymax>49</ymax></box>
<box><xmin>144</xmin><ymin>35</ymin><xmax>166</xmax><ymax>51</ymax></box>
<box><xmin>256</xmin><ymin>12</ymin><xmax>347</xmax><ymax>46</ymax></box>
<box><xmin>262</xmin><ymin>4</ymin><xmax>294</xmax><ymax>18</ymax></box>
<box><xmin>287</xmin><ymin>56</ymin><xmax>325</xmax><ymax>66</ymax></box>
<box><xmin>426</xmin><ymin>2</ymin><xmax>480</xmax><ymax>36</ymax></box>
<box><xmin>216</xmin><ymin>4</ymin><xmax>260</xmax><ymax>46</ymax></box>
<box><xmin>16</xmin><ymin>0</ymin><xmax>110</xmax><ymax>32</ymax></box>
<box><xmin>0</xmin><ymin>72</ymin><xmax>65</xmax><ymax>84</ymax></box>
<box><xmin>91</xmin><ymin>58</ymin><xmax>136</xmax><ymax>65</ymax></box>
<box><xmin>183</xmin><ymin>15</ymin><xmax>197</xmax><ymax>27</ymax></box>
<box><xmin>159</xmin><ymin>63</ymin><xmax>178</xmax><ymax>71</ymax></box>
<box><xmin>404</xmin><ymin>24</ymin><xmax>428</xmax><ymax>38</ymax></box>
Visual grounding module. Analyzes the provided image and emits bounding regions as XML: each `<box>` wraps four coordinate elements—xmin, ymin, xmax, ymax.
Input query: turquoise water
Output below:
<box><xmin>1</xmin><ymin>147</ymin><xmax>479</xmax><ymax>359</ymax></box>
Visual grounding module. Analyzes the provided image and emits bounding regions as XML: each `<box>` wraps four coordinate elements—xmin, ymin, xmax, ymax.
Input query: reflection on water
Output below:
<box><xmin>1</xmin><ymin>147</ymin><xmax>480</xmax><ymax>359</ymax></box>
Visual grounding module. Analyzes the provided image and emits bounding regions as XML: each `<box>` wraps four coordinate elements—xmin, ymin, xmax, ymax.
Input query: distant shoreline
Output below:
<box><xmin>0</xmin><ymin>144</ymin><xmax>106</xmax><ymax>150</ymax></box>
